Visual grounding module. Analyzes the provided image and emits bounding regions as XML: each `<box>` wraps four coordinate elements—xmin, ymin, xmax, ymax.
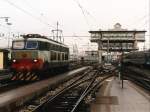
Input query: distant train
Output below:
<box><xmin>123</xmin><ymin>51</ymin><xmax>150</xmax><ymax>67</ymax></box>
<box><xmin>11</xmin><ymin>34</ymin><xmax>69</xmax><ymax>81</ymax></box>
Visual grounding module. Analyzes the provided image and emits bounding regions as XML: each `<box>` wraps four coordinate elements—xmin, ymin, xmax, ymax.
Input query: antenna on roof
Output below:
<box><xmin>22</xmin><ymin>34</ymin><xmax>47</xmax><ymax>39</ymax></box>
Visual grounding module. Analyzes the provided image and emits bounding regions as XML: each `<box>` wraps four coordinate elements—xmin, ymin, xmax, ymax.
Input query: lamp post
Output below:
<box><xmin>0</xmin><ymin>17</ymin><xmax>12</xmax><ymax>48</ymax></box>
<box><xmin>7</xmin><ymin>22</ymin><xmax>12</xmax><ymax>48</ymax></box>
<box><xmin>120</xmin><ymin>42</ymin><xmax>124</xmax><ymax>88</ymax></box>
<box><xmin>149</xmin><ymin>0</ymin><xmax>150</xmax><ymax>49</ymax></box>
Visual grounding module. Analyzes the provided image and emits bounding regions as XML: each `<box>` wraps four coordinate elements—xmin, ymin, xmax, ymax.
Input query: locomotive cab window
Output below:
<box><xmin>13</xmin><ymin>41</ymin><xmax>25</xmax><ymax>49</ymax></box>
<box><xmin>26</xmin><ymin>41</ymin><xmax>38</xmax><ymax>49</ymax></box>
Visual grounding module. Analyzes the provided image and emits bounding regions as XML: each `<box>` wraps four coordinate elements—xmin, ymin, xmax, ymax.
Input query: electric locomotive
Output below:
<box><xmin>11</xmin><ymin>34</ymin><xmax>69</xmax><ymax>81</ymax></box>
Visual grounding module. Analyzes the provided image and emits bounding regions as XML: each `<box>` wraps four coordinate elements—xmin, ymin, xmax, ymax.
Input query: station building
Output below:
<box><xmin>89</xmin><ymin>23</ymin><xmax>146</xmax><ymax>63</ymax></box>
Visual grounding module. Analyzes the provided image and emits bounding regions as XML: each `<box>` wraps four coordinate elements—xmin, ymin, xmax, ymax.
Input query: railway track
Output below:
<box><xmin>16</xmin><ymin>66</ymin><xmax>116</xmax><ymax>112</ymax></box>
<box><xmin>0</xmin><ymin>67</ymin><xmax>89</xmax><ymax>112</ymax></box>
<box><xmin>123</xmin><ymin>66</ymin><xmax>150</xmax><ymax>91</ymax></box>
<box><xmin>0</xmin><ymin>66</ymin><xmax>85</xmax><ymax>92</ymax></box>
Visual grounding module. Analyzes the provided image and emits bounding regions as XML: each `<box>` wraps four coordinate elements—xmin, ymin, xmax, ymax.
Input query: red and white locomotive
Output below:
<box><xmin>11</xmin><ymin>34</ymin><xmax>69</xmax><ymax>80</ymax></box>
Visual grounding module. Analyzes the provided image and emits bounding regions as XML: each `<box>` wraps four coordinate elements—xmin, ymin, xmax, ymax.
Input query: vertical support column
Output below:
<box><xmin>149</xmin><ymin>0</ymin><xmax>150</xmax><ymax>49</ymax></box>
<box><xmin>98</xmin><ymin>40</ymin><xmax>102</xmax><ymax>64</ymax></box>
<box><xmin>133</xmin><ymin>40</ymin><xmax>138</xmax><ymax>49</ymax></box>
<box><xmin>120</xmin><ymin>43</ymin><xmax>124</xmax><ymax>88</ymax></box>
<box><xmin>107</xmin><ymin>38</ymin><xmax>109</xmax><ymax>63</ymax></box>
<box><xmin>133</xmin><ymin>32</ymin><xmax>137</xmax><ymax>49</ymax></box>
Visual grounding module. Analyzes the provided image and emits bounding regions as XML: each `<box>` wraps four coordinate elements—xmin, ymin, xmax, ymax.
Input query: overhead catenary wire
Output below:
<box><xmin>73</xmin><ymin>0</ymin><xmax>91</xmax><ymax>29</ymax></box>
<box><xmin>20</xmin><ymin>0</ymin><xmax>51</xmax><ymax>25</ymax></box>
<box><xmin>20</xmin><ymin>0</ymin><xmax>88</xmax><ymax>41</ymax></box>
<box><xmin>3</xmin><ymin>0</ymin><xmax>55</xmax><ymax>29</ymax></box>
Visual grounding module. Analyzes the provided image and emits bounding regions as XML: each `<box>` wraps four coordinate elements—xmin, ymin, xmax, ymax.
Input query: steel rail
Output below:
<box><xmin>31</xmin><ymin>68</ymin><xmax>96</xmax><ymax>112</ymax></box>
<box><xmin>70</xmin><ymin>71</ymin><xmax>99</xmax><ymax>112</ymax></box>
<box><xmin>71</xmin><ymin>71</ymin><xmax>115</xmax><ymax>112</ymax></box>
<box><xmin>126</xmin><ymin>76</ymin><xmax>150</xmax><ymax>91</ymax></box>
<box><xmin>122</xmin><ymin>66</ymin><xmax>150</xmax><ymax>91</ymax></box>
<box><xmin>32</xmin><ymin>67</ymin><xmax>116</xmax><ymax>112</ymax></box>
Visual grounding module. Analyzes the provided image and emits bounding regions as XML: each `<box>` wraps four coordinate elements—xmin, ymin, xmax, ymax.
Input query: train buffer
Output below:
<box><xmin>90</xmin><ymin>78</ymin><xmax>150</xmax><ymax>112</ymax></box>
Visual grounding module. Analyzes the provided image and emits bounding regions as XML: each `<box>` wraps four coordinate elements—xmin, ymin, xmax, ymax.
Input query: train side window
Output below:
<box><xmin>39</xmin><ymin>42</ymin><xmax>47</xmax><ymax>50</ymax></box>
<box><xmin>51</xmin><ymin>51</ymin><xmax>57</xmax><ymax>60</ymax></box>
<box><xmin>50</xmin><ymin>51</ymin><xmax>53</xmax><ymax>60</ymax></box>
<box><xmin>65</xmin><ymin>53</ymin><xmax>68</xmax><ymax>60</ymax></box>
<box><xmin>55</xmin><ymin>52</ymin><xmax>57</xmax><ymax>60</ymax></box>
<box><xmin>58</xmin><ymin>52</ymin><xmax>61</xmax><ymax>60</ymax></box>
<box><xmin>40</xmin><ymin>42</ymin><xmax>49</xmax><ymax>50</ymax></box>
<box><xmin>62</xmin><ymin>53</ymin><xmax>65</xmax><ymax>60</ymax></box>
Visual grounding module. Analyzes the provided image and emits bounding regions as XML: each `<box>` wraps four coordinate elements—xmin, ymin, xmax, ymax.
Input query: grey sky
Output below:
<box><xmin>0</xmin><ymin>0</ymin><xmax>149</xmax><ymax>52</ymax></box>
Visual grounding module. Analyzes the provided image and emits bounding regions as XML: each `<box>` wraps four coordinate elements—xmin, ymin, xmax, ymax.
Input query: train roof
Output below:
<box><xmin>129</xmin><ymin>50</ymin><xmax>150</xmax><ymax>54</ymax></box>
<box><xmin>13</xmin><ymin>34</ymin><xmax>68</xmax><ymax>48</ymax></box>
<box><xmin>124</xmin><ymin>51</ymin><xmax>150</xmax><ymax>57</ymax></box>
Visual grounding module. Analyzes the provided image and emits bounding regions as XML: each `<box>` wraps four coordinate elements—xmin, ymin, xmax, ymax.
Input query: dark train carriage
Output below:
<box><xmin>11</xmin><ymin>34</ymin><xmax>69</xmax><ymax>80</ymax></box>
<box><xmin>123</xmin><ymin>51</ymin><xmax>150</xmax><ymax>67</ymax></box>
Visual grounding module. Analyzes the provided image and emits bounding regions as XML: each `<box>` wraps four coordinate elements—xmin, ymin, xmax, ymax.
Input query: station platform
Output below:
<box><xmin>0</xmin><ymin>69</ymin><xmax>12</xmax><ymax>81</ymax></box>
<box><xmin>0</xmin><ymin>67</ymin><xmax>89</xmax><ymax>111</ymax></box>
<box><xmin>91</xmin><ymin>78</ymin><xmax>150</xmax><ymax>112</ymax></box>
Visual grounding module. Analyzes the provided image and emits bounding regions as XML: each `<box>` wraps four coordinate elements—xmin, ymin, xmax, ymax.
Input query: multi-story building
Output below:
<box><xmin>89</xmin><ymin>23</ymin><xmax>146</xmax><ymax>63</ymax></box>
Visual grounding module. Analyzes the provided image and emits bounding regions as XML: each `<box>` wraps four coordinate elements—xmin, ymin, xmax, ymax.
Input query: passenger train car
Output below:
<box><xmin>123</xmin><ymin>51</ymin><xmax>150</xmax><ymax>67</ymax></box>
<box><xmin>11</xmin><ymin>34</ymin><xmax>69</xmax><ymax>81</ymax></box>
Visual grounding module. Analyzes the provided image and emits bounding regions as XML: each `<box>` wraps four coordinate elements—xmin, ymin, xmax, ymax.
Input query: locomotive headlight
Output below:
<box><xmin>13</xmin><ymin>59</ymin><xmax>16</xmax><ymax>63</ymax></box>
<box><xmin>33</xmin><ymin>59</ymin><xmax>38</xmax><ymax>62</ymax></box>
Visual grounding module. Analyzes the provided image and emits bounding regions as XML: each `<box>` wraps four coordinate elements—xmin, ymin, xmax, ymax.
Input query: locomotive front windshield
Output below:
<box><xmin>25</xmin><ymin>41</ymin><xmax>38</xmax><ymax>49</ymax></box>
<box><xmin>13</xmin><ymin>41</ymin><xmax>25</xmax><ymax>49</ymax></box>
<box><xmin>12</xmin><ymin>40</ymin><xmax>38</xmax><ymax>50</ymax></box>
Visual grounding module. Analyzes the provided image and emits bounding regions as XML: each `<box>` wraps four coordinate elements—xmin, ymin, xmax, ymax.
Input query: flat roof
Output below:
<box><xmin>102</xmin><ymin>49</ymin><xmax>138</xmax><ymax>52</ymax></box>
<box><xmin>91</xmin><ymin>39</ymin><xmax>145</xmax><ymax>43</ymax></box>
<box><xmin>89</xmin><ymin>30</ymin><xmax>146</xmax><ymax>33</ymax></box>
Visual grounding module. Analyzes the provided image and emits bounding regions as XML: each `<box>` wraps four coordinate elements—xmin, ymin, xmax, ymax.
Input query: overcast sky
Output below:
<box><xmin>0</xmin><ymin>0</ymin><xmax>149</xmax><ymax>52</ymax></box>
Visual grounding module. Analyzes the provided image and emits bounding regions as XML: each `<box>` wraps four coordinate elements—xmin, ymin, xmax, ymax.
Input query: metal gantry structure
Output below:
<box><xmin>51</xmin><ymin>22</ymin><xmax>64</xmax><ymax>43</ymax></box>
